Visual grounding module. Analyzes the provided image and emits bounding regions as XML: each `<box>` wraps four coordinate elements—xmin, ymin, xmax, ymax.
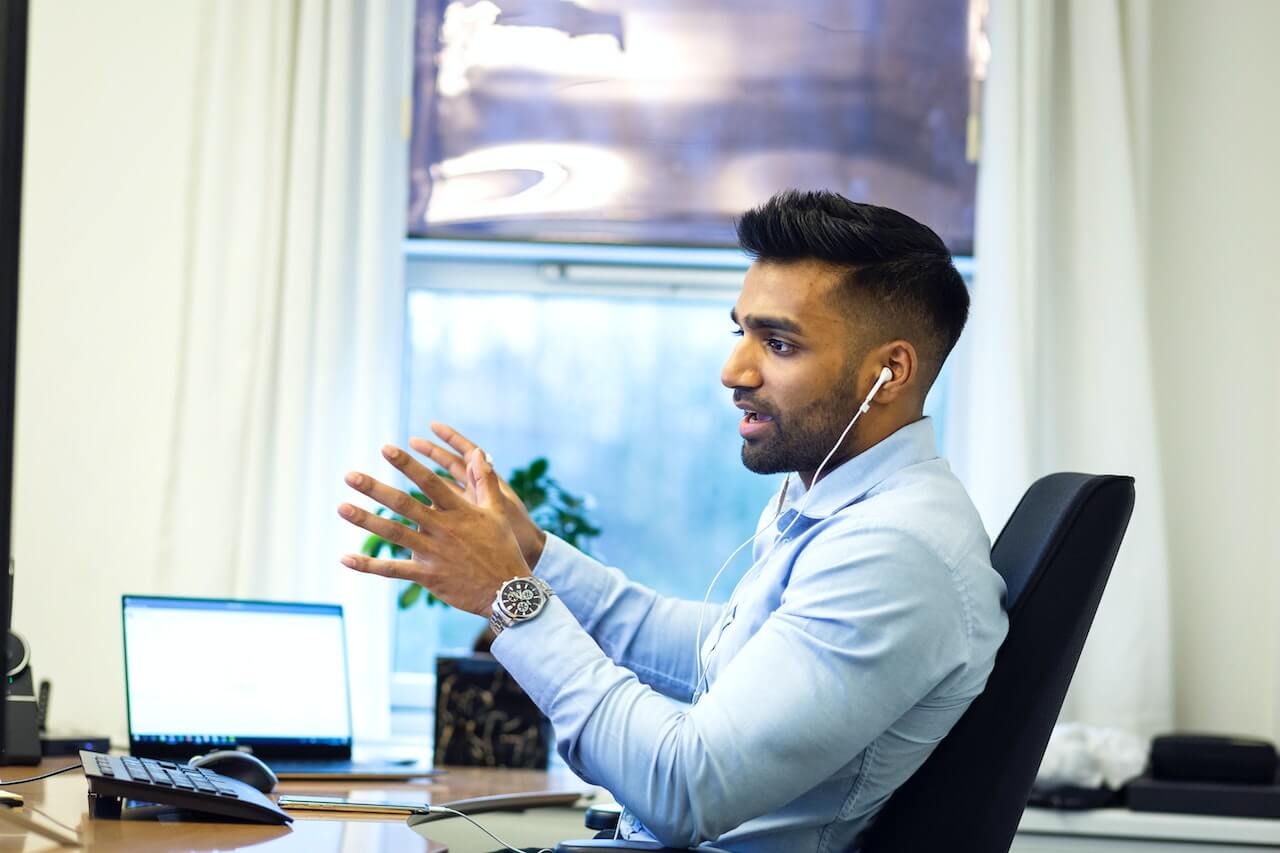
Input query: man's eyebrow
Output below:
<box><xmin>729</xmin><ymin>308</ymin><xmax>803</xmax><ymax>335</ymax></box>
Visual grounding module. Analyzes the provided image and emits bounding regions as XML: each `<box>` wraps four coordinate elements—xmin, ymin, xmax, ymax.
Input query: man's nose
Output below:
<box><xmin>721</xmin><ymin>339</ymin><xmax>762</xmax><ymax>390</ymax></box>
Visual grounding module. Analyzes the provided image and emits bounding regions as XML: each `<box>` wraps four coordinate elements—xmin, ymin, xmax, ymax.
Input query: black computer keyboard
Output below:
<box><xmin>80</xmin><ymin>750</ymin><xmax>292</xmax><ymax>825</ymax></box>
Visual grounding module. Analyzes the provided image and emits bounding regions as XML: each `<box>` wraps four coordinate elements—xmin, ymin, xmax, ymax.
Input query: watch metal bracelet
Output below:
<box><xmin>490</xmin><ymin>576</ymin><xmax>554</xmax><ymax>637</ymax></box>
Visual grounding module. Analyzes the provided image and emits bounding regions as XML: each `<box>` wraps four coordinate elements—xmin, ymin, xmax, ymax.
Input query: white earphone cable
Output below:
<box><xmin>425</xmin><ymin>806</ymin><xmax>553</xmax><ymax>853</ymax></box>
<box><xmin>692</xmin><ymin>367</ymin><xmax>892</xmax><ymax>695</ymax></box>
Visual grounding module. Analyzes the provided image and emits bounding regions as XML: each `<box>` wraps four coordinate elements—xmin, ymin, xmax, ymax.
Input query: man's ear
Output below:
<box><xmin>868</xmin><ymin>340</ymin><xmax>919</xmax><ymax>404</ymax></box>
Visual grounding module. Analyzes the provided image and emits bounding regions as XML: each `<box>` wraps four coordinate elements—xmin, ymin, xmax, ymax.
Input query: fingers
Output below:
<box><xmin>343</xmin><ymin>472</ymin><xmax>432</xmax><ymax>525</ymax></box>
<box><xmin>467</xmin><ymin>448</ymin><xmax>502</xmax><ymax>509</ymax></box>
<box><xmin>337</xmin><ymin>501</ymin><xmax>434</xmax><ymax>551</ymax></box>
<box><xmin>381</xmin><ymin>445</ymin><xmax>462</xmax><ymax>510</ymax></box>
<box><xmin>340</xmin><ymin>553</ymin><xmax>420</xmax><ymax>580</ymax></box>
<box><xmin>430</xmin><ymin>422</ymin><xmax>480</xmax><ymax>458</ymax></box>
<box><xmin>408</xmin><ymin>436</ymin><xmax>469</xmax><ymax>484</ymax></box>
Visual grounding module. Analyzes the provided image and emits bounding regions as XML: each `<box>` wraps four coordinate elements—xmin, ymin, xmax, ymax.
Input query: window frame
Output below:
<box><xmin>405</xmin><ymin>237</ymin><xmax>974</xmax><ymax>285</ymax></box>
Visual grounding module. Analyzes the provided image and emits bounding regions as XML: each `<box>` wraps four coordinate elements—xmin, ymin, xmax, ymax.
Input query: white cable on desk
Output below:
<box><xmin>426</xmin><ymin>805</ymin><xmax>554</xmax><ymax>853</ymax></box>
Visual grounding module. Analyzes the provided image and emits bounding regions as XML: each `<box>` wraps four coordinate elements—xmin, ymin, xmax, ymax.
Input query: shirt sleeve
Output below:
<box><xmin>532</xmin><ymin>534</ymin><xmax>721</xmax><ymax>702</ymax></box>
<box><xmin>491</xmin><ymin>526</ymin><xmax>970</xmax><ymax>848</ymax></box>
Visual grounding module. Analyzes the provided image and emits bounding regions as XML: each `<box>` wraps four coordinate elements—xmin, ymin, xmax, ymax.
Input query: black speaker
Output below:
<box><xmin>1150</xmin><ymin>733</ymin><xmax>1278</xmax><ymax>786</ymax></box>
<box><xmin>3</xmin><ymin>631</ymin><xmax>40</xmax><ymax>764</ymax></box>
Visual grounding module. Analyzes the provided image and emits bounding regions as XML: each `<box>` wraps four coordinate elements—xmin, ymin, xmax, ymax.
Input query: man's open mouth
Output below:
<box><xmin>739</xmin><ymin>407</ymin><xmax>777</xmax><ymax>438</ymax></box>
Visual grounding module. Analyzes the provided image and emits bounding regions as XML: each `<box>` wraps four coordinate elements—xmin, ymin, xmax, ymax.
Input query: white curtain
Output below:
<box><xmin>155</xmin><ymin>0</ymin><xmax>413</xmax><ymax>740</ymax></box>
<box><xmin>948</xmin><ymin>0</ymin><xmax>1172</xmax><ymax>736</ymax></box>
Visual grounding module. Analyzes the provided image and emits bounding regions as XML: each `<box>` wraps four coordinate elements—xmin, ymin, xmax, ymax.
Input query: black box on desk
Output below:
<box><xmin>434</xmin><ymin>654</ymin><xmax>551</xmax><ymax>769</ymax></box>
<box><xmin>1127</xmin><ymin>775</ymin><xmax>1280</xmax><ymax>819</ymax></box>
<box><xmin>41</xmin><ymin>735</ymin><xmax>110</xmax><ymax>757</ymax></box>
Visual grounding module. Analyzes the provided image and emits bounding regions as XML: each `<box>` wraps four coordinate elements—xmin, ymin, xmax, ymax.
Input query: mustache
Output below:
<box><xmin>732</xmin><ymin>392</ymin><xmax>777</xmax><ymax>418</ymax></box>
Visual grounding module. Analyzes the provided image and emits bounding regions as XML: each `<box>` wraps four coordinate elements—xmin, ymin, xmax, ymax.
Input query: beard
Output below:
<box><xmin>740</xmin><ymin>390</ymin><xmax>858</xmax><ymax>476</ymax></box>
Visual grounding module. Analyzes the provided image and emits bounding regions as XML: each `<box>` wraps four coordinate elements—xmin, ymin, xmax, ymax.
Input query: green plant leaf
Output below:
<box><xmin>399</xmin><ymin>584</ymin><xmax>422</xmax><ymax>608</ymax></box>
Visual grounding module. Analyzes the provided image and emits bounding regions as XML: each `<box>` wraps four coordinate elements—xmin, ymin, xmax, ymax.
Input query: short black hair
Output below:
<box><xmin>736</xmin><ymin>190</ymin><xmax>969</xmax><ymax>387</ymax></box>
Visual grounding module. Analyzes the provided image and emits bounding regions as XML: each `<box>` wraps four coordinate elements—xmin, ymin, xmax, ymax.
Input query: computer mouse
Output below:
<box><xmin>188</xmin><ymin>750</ymin><xmax>279</xmax><ymax>794</ymax></box>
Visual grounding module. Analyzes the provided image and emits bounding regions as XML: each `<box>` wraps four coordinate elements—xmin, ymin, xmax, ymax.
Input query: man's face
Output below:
<box><xmin>722</xmin><ymin>260</ymin><xmax>863</xmax><ymax>476</ymax></box>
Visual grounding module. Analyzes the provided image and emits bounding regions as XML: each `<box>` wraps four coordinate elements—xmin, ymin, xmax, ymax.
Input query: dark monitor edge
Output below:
<box><xmin>0</xmin><ymin>0</ymin><xmax>30</xmax><ymax>765</ymax></box>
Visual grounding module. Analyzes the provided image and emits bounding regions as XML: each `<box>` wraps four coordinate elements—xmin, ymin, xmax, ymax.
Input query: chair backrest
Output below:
<box><xmin>860</xmin><ymin>473</ymin><xmax>1136</xmax><ymax>853</ymax></box>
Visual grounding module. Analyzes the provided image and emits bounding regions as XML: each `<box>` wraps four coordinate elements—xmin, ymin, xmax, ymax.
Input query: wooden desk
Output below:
<box><xmin>14</xmin><ymin>759</ymin><xmax>1278</xmax><ymax>852</ymax></box>
<box><xmin>0</xmin><ymin>758</ymin><xmax>593</xmax><ymax>852</ymax></box>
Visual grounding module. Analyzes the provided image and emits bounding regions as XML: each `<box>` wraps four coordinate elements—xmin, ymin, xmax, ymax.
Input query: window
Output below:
<box><xmin>408</xmin><ymin>0</ymin><xmax>982</xmax><ymax>252</ymax></box>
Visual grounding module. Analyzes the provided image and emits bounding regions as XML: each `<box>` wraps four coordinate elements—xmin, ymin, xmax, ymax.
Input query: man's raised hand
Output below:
<box><xmin>337</xmin><ymin>444</ymin><xmax>531</xmax><ymax>616</ymax></box>
<box><xmin>408</xmin><ymin>422</ymin><xmax>548</xmax><ymax>568</ymax></box>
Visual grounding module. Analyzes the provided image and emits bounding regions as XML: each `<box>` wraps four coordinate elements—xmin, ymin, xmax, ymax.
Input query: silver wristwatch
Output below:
<box><xmin>489</xmin><ymin>576</ymin><xmax>554</xmax><ymax>637</ymax></box>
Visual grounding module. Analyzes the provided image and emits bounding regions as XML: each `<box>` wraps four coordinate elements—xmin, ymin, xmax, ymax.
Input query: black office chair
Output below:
<box><xmin>556</xmin><ymin>473</ymin><xmax>1136</xmax><ymax>853</ymax></box>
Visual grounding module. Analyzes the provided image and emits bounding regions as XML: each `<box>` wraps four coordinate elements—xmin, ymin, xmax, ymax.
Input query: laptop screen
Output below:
<box><xmin>122</xmin><ymin>596</ymin><xmax>353</xmax><ymax>758</ymax></box>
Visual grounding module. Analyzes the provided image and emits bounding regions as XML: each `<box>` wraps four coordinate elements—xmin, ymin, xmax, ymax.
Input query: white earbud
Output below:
<box><xmin>860</xmin><ymin>366</ymin><xmax>894</xmax><ymax>414</ymax></box>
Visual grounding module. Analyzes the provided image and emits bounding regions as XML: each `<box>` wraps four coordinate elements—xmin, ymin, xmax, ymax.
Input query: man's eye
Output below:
<box><xmin>767</xmin><ymin>338</ymin><xmax>795</xmax><ymax>354</ymax></box>
<box><xmin>730</xmin><ymin>328</ymin><xmax>743</xmax><ymax>337</ymax></box>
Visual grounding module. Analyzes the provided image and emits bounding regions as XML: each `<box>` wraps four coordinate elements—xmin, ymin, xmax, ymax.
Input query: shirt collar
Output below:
<box><xmin>776</xmin><ymin>417</ymin><xmax>939</xmax><ymax>520</ymax></box>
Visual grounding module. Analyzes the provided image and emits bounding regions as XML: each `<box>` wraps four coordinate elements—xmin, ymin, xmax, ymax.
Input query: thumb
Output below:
<box><xmin>468</xmin><ymin>448</ymin><xmax>500</xmax><ymax>509</ymax></box>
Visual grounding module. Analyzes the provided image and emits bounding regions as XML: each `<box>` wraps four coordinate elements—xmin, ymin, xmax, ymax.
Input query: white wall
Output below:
<box><xmin>14</xmin><ymin>1</ymin><xmax>203</xmax><ymax>739</ymax></box>
<box><xmin>1146</xmin><ymin>0</ymin><xmax>1280</xmax><ymax>741</ymax></box>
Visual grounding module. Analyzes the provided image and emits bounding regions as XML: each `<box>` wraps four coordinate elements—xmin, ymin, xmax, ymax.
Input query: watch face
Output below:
<box><xmin>500</xmin><ymin>578</ymin><xmax>545</xmax><ymax>620</ymax></box>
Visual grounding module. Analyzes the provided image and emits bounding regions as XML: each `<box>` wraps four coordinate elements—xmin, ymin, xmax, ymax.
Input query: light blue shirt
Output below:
<box><xmin>491</xmin><ymin>418</ymin><xmax>1008</xmax><ymax>852</ymax></box>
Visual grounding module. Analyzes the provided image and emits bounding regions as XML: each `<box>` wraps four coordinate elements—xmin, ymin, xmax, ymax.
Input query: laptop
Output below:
<box><xmin>122</xmin><ymin>595</ymin><xmax>440</xmax><ymax>780</ymax></box>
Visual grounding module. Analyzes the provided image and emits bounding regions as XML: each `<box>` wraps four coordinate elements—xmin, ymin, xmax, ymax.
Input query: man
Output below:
<box><xmin>337</xmin><ymin>190</ymin><xmax>1008</xmax><ymax>851</ymax></box>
